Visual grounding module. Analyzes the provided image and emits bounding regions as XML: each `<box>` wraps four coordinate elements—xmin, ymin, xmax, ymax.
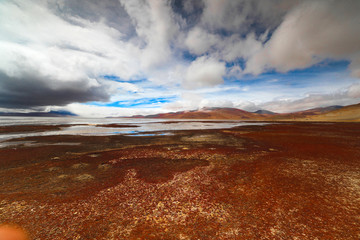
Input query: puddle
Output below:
<box><xmin>0</xmin><ymin>141</ymin><xmax>35</xmax><ymax>148</ymax></box>
<box><xmin>126</xmin><ymin>132</ymin><xmax>173</xmax><ymax>137</ymax></box>
<box><xmin>0</xmin><ymin>141</ymin><xmax>81</xmax><ymax>148</ymax></box>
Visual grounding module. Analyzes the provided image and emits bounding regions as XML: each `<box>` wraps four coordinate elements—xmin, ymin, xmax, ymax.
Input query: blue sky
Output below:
<box><xmin>0</xmin><ymin>0</ymin><xmax>359</xmax><ymax>117</ymax></box>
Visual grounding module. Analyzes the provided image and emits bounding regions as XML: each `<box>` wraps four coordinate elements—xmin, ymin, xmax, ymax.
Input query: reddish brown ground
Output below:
<box><xmin>0</xmin><ymin>123</ymin><xmax>360</xmax><ymax>239</ymax></box>
<box><xmin>0</xmin><ymin>125</ymin><xmax>67</xmax><ymax>134</ymax></box>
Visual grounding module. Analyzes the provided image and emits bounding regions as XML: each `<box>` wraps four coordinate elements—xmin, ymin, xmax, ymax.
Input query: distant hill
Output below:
<box><xmin>0</xmin><ymin>110</ymin><xmax>77</xmax><ymax>117</ymax></box>
<box><xmin>133</xmin><ymin>107</ymin><xmax>275</xmax><ymax>120</ymax></box>
<box><xmin>268</xmin><ymin>105</ymin><xmax>344</xmax><ymax>121</ymax></box>
<box><xmin>253</xmin><ymin>110</ymin><xmax>276</xmax><ymax>115</ymax></box>
<box><xmin>129</xmin><ymin>104</ymin><xmax>360</xmax><ymax>121</ymax></box>
<box><xmin>305</xmin><ymin>103</ymin><xmax>360</xmax><ymax>121</ymax></box>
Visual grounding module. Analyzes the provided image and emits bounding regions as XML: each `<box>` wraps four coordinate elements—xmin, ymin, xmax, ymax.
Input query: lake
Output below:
<box><xmin>0</xmin><ymin>117</ymin><xmax>267</xmax><ymax>146</ymax></box>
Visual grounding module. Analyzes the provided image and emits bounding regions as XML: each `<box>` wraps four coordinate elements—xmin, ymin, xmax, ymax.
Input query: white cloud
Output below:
<box><xmin>164</xmin><ymin>92</ymin><xmax>203</xmax><ymax>111</ymax></box>
<box><xmin>245</xmin><ymin>0</ymin><xmax>360</xmax><ymax>75</ymax></box>
<box><xmin>0</xmin><ymin>0</ymin><xmax>141</xmax><ymax>89</ymax></box>
<box><xmin>348</xmin><ymin>83</ymin><xmax>360</xmax><ymax>98</ymax></box>
<box><xmin>257</xmin><ymin>82</ymin><xmax>360</xmax><ymax>113</ymax></box>
<box><xmin>116</xmin><ymin>82</ymin><xmax>141</xmax><ymax>93</ymax></box>
<box><xmin>183</xmin><ymin>56</ymin><xmax>226</xmax><ymax>89</ymax></box>
<box><xmin>65</xmin><ymin>103</ymin><xmax>166</xmax><ymax>118</ymax></box>
<box><xmin>227</xmin><ymin>65</ymin><xmax>243</xmax><ymax>79</ymax></box>
<box><xmin>184</xmin><ymin>26</ymin><xmax>263</xmax><ymax>63</ymax></box>
<box><xmin>185</xmin><ymin>27</ymin><xmax>219</xmax><ymax>55</ymax></box>
<box><xmin>349</xmin><ymin>54</ymin><xmax>360</xmax><ymax>78</ymax></box>
<box><xmin>120</xmin><ymin>0</ymin><xmax>180</xmax><ymax>70</ymax></box>
<box><xmin>163</xmin><ymin>92</ymin><xmax>235</xmax><ymax>112</ymax></box>
<box><xmin>218</xmin><ymin>33</ymin><xmax>263</xmax><ymax>62</ymax></box>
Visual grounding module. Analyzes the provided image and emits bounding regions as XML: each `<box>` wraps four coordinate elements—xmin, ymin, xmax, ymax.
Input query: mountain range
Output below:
<box><xmin>131</xmin><ymin>103</ymin><xmax>360</xmax><ymax>122</ymax></box>
<box><xmin>0</xmin><ymin>110</ymin><xmax>77</xmax><ymax>117</ymax></box>
<box><xmin>2</xmin><ymin>104</ymin><xmax>359</xmax><ymax>121</ymax></box>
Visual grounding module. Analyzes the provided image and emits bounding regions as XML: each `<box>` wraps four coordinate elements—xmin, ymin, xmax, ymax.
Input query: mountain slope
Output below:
<box><xmin>130</xmin><ymin>104</ymin><xmax>360</xmax><ymax>121</ymax></box>
<box><xmin>254</xmin><ymin>110</ymin><xmax>276</xmax><ymax>115</ymax></box>
<box><xmin>268</xmin><ymin>105</ymin><xmax>344</xmax><ymax>121</ymax></box>
<box><xmin>306</xmin><ymin>103</ymin><xmax>360</xmax><ymax>121</ymax></box>
<box><xmin>135</xmin><ymin>108</ymin><xmax>272</xmax><ymax>120</ymax></box>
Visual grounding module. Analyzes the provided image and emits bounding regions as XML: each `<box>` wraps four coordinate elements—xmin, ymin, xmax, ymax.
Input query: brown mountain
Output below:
<box><xmin>305</xmin><ymin>103</ymin><xmax>360</xmax><ymax>121</ymax></box>
<box><xmin>130</xmin><ymin>104</ymin><xmax>360</xmax><ymax>121</ymax></box>
<box><xmin>134</xmin><ymin>107</ymin><xmax>273</xmax><ymax>120</ymax></box>
<box><xmin>267</xmin><ymin>105</ymin><xmax>343</xmax><ymax>121</ymax></box>
<box><xmin>253</xmin><ymin>110</ymin><xmax>276</xmax><ymax>115</ymax></box>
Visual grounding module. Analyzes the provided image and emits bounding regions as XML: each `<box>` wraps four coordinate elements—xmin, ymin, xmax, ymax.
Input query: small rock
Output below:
<box><xmin>98</xmin><ymin>163</ymin><xmax>111</xmax><ymax>170</ymax></box>
<box><xmin>71</xmin><ymin>163</ymin><xmax>89</xmax><ymax>169</ymax></box>
<box><xmin>75</xmin><ymin>174</ymin><xmax>94</xmax><ymax>181</ymax></box>
<box><xmin>58</xmin><ymin>174</ymin><xmax>69</xmax><ymax>179</ymax></box>
<box><xmin>48</xmin><ymin>167</ymin><xmax>61</xmax><ymax>172</ymax></box>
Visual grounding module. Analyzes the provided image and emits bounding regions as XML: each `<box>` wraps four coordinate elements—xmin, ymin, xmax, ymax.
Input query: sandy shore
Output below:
<box><xmin>0</xmin><ymin>122</ymin><xmax>360</xmax><ymax>239</ymax></box>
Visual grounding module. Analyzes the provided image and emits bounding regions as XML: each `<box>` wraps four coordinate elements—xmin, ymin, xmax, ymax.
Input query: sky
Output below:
<box><xmin>0</xmin><ymin>0</ymin><xmax>360</xmax><ymax>117</ymax></box>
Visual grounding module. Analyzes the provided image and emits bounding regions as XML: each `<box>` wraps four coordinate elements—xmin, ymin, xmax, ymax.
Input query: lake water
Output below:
<box><xmin>0</xmin><ymin>117</ymin><xmax>267</xmax><ymax>147</ymax></box>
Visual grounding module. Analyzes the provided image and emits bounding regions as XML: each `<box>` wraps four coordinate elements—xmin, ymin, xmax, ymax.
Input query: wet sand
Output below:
<box><xmin>0</xmin><ymin>122</ymin><xmax>360</xmax><ymax>239</ymax></box>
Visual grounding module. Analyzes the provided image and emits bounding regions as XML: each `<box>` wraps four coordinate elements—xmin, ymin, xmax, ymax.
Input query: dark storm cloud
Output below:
<box><xmin>0</xmin><ymin>71</ymin><xmax>110</xmax><ymax>108</ymax></box>
<box><xmin>50</xmin><ymin>0</ymin><xmax>136</xmax><ymax>37</ymax></box>
<box><xmin>171</xmin><ymin>0</ymin><xmax>204</xmax><ymax>29</ymax></box>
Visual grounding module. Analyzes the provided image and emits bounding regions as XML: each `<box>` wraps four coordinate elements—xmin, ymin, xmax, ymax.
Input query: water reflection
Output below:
<box><xmin>0</xmin><ymin>117</ymin><xmax>268</xmax><ymax>147</ymax></box>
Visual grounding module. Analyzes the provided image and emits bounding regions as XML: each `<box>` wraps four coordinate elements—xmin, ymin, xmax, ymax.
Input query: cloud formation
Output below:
<box><xmin>245</xmin><ymin>0</ymin><xmax>360</xmax><ymax>76</ymax></box>
<box><xmin>0</xmin><ymin>72</ymin><xmax>110</xmax><ymax>108</ymax></box>
<box><xmin>0</xmin><ymin>0</ymin><xmax>139</xmax><ymax>108</ymax></box>
<box><xmin>0</xmin><ymin>0</ymin><xmax>359</xmax><ymax>115</ymax></box>
<box><xmin>199</xmin><ymin>0</ymin><xmax>290</xmax><ymax>33</ymax></box>
<box><xmin>183</xmin><ymin>56</ymin><xmax>226</xmax><ymax>89</ymax></box>
<box><xmin>257</xmin><ymin>84</ymin><xmax>360</xmax><ymax>113</ymax></box>
<box><xmin>120</xmin><ymin>0</ymin><xmax>179</xmax><ymax>69</ymax></box>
